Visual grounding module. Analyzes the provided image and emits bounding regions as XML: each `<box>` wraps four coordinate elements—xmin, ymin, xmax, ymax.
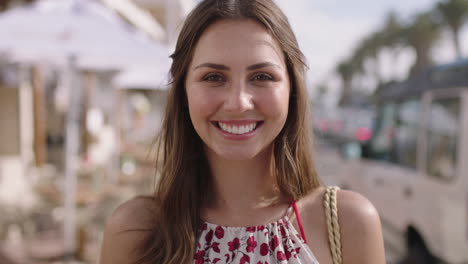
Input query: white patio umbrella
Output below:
<box><xmin>0</xmin><ymin>0</ymin><xmax>170</xmax><ymax>259</ymax></box>
<box><xmin>0</xmin><ymin>0</ymin><xmax>169</xmax><ymax>70</ymax></box>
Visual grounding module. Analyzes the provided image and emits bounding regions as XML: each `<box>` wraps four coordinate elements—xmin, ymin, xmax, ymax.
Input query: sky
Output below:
<box><xmin>274</xmin><ymin>0</ymin><xmax>468</xmax><ymax>104</ymax></box>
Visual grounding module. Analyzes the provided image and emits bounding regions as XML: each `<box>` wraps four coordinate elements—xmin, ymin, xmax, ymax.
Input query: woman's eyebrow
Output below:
<box><xmin>193</xmin><ymin>62</ymin><xmax>281</xmax><ymax>71</ymax></box>
<box><xmin>246</xmin><ymin>62</ymin><xmax>281</xmax><ymax>71</ymax></box>
<box><xmin>194</xmin><ymin>63</ymin><xmax>229</xmax><ymax>71</ymax></box>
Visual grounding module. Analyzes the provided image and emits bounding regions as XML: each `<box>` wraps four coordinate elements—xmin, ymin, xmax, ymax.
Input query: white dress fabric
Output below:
<box><xmin>194</xmin><ymin>206</ymin><xmax>320</xmax><ymax>264</ymax></box>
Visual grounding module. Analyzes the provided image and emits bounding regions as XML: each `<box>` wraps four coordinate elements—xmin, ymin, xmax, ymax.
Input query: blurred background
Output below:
<box><xmin>0</xmin><ymin>0</ymin><xmax>467</xmax><ymax>263</ymax></box>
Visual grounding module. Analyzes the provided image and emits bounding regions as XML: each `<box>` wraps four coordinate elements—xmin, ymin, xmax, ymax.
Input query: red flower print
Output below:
<box><xmin>228</xmin><ymin>238</ymin><xmax>240</xmax><ymax>251</ymax></box>
<box><xmin>194</xmin><ymin>250</ymin><xmax>205</xmax><ymax>264</ymax></box>
<box><xmin>269</xmin><ymin>235</ymin><xmax>279</xmax><ymax>250</ymax></box>
<box><xmin>280</xmin><ymin>225</ymin><xmax>286</xmax><ymax>237</ymax></box>
<box><xmin>246</xmin><ymin>236</ymin><xmax>257</xmax><ymax>253</ymax></box>
<box><xmin>260</xmin><ymin>243</ymin><xmax>269</xmax><ymax>256</ymax></box>
<box><xmin>212</xmin><ymin>242</ymin><xmax>220</xmax><ymax>253</ymax></box>
<box><xmin>215</xmin><ymin>226</ymin><xmax>224</xmax><ymax>239</ymax></box>
<box><xmin>202</xmin><ymin>223</ymin><xmax>207</xmax><ymax>230</ymax></box>
<box><xmin>195</xmin><ymin>217</ymin><xmax>312</xmax><ymax>264</ymax></box>
<box><xmin>277</xmin><ymin>251</ymin><xmax>286</xmax><ymax>261</ymax></box>
<box><xmin>205</xmin><ymin>230</ymin><xmax>213</xmax><ymax>244</ymax></box>
<box><xmin>240</xmin><ymin>254</ymin><xmax>250</xmax><ymax>264</ymax></box>
<box><xmin>246</xmin><ymin>226</ymin><xmax>256</xmax><ymax>232</ymax></box>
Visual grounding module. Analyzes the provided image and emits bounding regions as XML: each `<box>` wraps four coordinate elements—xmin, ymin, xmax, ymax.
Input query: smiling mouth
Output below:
<box><xmin>214</xmin><ymin>121</ymin><xmax>263</xmax><ymax>135</ymax></box>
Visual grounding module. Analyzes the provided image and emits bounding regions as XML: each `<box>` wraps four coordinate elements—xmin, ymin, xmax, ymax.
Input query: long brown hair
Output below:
<box><xmin>138</xmin><ymin>0</ymin><xmax>320</xmax><ymax>263</ymax></box>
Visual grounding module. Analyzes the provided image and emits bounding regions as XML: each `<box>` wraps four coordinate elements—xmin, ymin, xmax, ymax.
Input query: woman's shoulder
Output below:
<box><xmin>300</xmin><ymin>187</ymin><xmax>386</xmax><ymax>263</ymax></box>
<box><xmin>106</xmin><ymin>196</ymin><xmax>157</xmax><ymax>231</ymax></box>
<box><xmin>334</xmin><ymin>188</ymin><xmax>381</xmax><ymax>225</ymax></box>
<box><xmin>334</xmin><ymin>188</ymin><xmax>386</xmax><ymax>263</ymax></box>
<box><xmin>100</xmin><ymin>196</ymin><xmax>158</xmax><ymax>264</ymax></box>
<box><xmin>301</xmin><ymin>186</ymin><xmax>381</xmax><ymax>228</ymax></box>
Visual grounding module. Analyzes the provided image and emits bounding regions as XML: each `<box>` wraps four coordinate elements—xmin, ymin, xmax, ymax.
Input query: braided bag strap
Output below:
<box><xmin>324</xmin><ymin>186</ymin><xmax>342</xmax><ymax>264</ymax></box>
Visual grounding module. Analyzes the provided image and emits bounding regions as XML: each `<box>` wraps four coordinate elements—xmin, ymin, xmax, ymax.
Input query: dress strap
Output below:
<box><xmin>292</xmin><ymin>200</ymin><xmax>308</xmax><ymax>244</ymax></box>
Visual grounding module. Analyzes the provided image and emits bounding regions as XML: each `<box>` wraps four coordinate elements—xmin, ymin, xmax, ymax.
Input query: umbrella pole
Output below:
<box><xmin>31</xmin><ymin>65</ymin><xmax>47</xmax><ymax>167</ymax></box>
<box><xmin>64</xmin><ymin>55</ymin><xmax>80</xmax><ymax>261</ymax></box>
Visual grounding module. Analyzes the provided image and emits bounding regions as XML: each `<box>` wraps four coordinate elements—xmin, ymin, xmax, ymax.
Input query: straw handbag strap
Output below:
<box><xmin>324</xmin><ymin>186</ymin><xmax>342</xmax><ymax>264</ymax></box>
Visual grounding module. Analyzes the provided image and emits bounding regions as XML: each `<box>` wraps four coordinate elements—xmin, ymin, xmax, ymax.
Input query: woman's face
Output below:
<box><xmin>185</xmin><ymin>19</ymin><xmax>290</xmax><ymax>161</ymax></box>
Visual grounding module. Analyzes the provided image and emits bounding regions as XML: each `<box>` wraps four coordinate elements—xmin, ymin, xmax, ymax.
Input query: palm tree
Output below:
<box><xmin>348</xmin><ymin>12</ymin><xmax>404</xmax><ymax>87</ymax></box>
<box><xmin>339</xmin><ymin>30</ymin><xmax>388</xmax><ymax>106</ymax></box>
<box><xmin>362</xmin><ymin>32</ymin><xmax>386</xmax><ymax>83</ymax></box>
<box><xmin>403</xmin><ymin>12</ymin><xmax>442</xmax><ymax>76</ymax></box>
<box><xmin>380</xmin><ymin>11</ymin><xmax>407</xmax><ymax>80</ymax></box>
<box><xmin>336</xmin><ymin>61</ymin><xmax>354</xmax><ymax>106</ymax></box>
<box><xmin>381</xmin><ymin>11</ymin><xmax>405</xmax><ymax>48</ymax></box>
<box><xmin>313</xmin><ymin>83</ymin><xmax>329</xmax><ymax>108</ymax></box>
<box><xmin>436</xmin><ymin>0</ymin><xmax>468</xmax><ymax>59</ymax></box>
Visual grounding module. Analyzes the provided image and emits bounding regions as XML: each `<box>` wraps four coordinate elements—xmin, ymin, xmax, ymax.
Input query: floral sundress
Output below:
<box><xmin>194</xmin><ymin>203</ymin><xmax>319</xmax><ymax>264</ymax></box>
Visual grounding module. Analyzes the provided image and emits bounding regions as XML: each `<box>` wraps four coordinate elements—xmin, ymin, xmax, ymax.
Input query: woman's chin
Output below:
<box><xmin>214</xmin><ymin>151</ymin><xmax>258</xmax><ymax>161</ymax></box>
<box><xmin>206</xmin><ymin>145</ymin><xmax>272</xmax><ymax>162</ymax></box>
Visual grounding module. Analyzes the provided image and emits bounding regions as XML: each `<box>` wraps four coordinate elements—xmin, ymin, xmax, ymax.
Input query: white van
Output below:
<box><xmin>334</xmin><ymin>60</ymin><xmax>468</xmax><ymax>264</ymax></box>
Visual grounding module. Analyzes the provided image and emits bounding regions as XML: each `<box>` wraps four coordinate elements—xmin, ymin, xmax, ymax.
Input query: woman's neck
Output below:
<box><xmin>204</xmin><ymin>147</ymin><xmax>287</xmax><ymax>214</ymax></box>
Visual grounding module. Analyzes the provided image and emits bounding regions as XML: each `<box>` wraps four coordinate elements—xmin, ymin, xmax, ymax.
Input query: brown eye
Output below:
<box><xmin>252</xmin><ymin>73</ymin><xmax>273</xmax><ymax>81</ymax></box>
<box><xmin>203</xmin><ymin>73</ymin><xmax>224</xmax><ymax>82</ymax></box>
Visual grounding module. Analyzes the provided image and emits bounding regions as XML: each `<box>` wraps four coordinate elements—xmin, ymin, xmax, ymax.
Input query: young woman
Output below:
<box><xmin>100</xmin><ymin>0</ymin><xmax>386</xmax><ymax>263</ymax></box>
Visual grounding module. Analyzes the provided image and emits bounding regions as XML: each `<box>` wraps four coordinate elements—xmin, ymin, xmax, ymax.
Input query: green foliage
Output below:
<box><xmin>403</xmin><ymin>12</ymin><xmax>442</xmax><ymax>75</ymax></box>
<box><xmin>336</xmin><ymin>61</ymin><xmax>354</xmax><ymax>82</ymax></box>
<box><xmin>436</xmin><ymin>0</ymin><xmax>468</xmax><ymax>30</ymax></box>
<box><xmin>404</xmin><ymin>12</ymin><xmax>442</xmax><ymax>47</ymax></box>
<box><xmin>436</xmin><ymin>0</ymin><xmax>468</xmax><ymax>58</ymax></box>
<box><xmin>380</xmin><ymin>11</ymin><xmax>405</xmax><ymax>48</ymax></box>
<box><xmin>337</xmin><ymin>0</ymin><xmax>467</xmax><ymax>84</ymax></box>
<box><xmin>347</xmin><ymin>12</ymin><xmax>405</xmax><ymax>80</ymax></box>
<box><xmin>336</xmin><ymin>61</ymin><xmax>354</xmax><ymax>106</ymax></box>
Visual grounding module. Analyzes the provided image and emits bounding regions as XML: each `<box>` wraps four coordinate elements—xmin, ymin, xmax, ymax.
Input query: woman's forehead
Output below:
<box><xmin>190</xmin><ymin>19</ymin><xmax>285</xmax><ymax>68</ymax></box>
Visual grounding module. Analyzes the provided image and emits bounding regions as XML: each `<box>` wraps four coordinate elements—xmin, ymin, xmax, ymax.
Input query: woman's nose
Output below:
<box><xmin>223</xmin><ymin>82</ymin><xmax>254</xmax><ymax>113</ymax></box>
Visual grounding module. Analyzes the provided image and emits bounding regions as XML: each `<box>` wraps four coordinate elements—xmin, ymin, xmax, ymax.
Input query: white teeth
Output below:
<box><xmin>218</xmin><ymin>122</ymin><xmax>258</xmax><ymax>134</ymax></box>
